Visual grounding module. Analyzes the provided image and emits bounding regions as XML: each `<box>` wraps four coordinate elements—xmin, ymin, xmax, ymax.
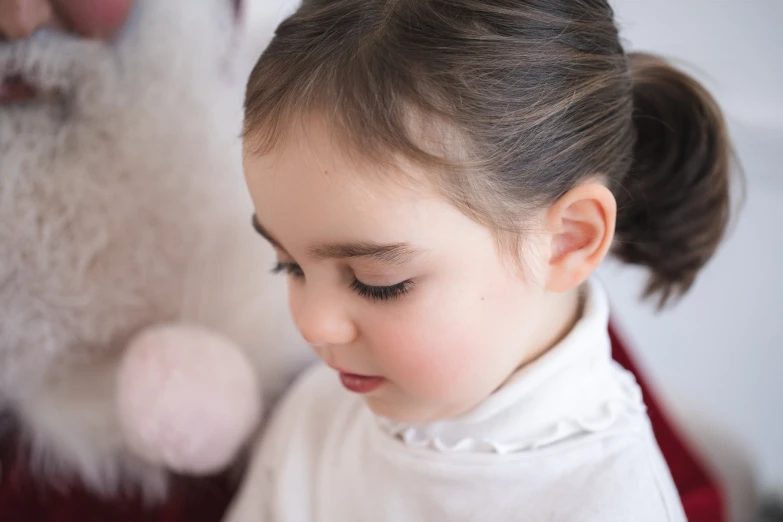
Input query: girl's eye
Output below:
<box><xmin>350</xmin><ymin>279</ymin><xmax>413</xmax><ymax>302</ymax></box>
<box><xmin>272</xmin><ymin>262</ymin><xmax>305</xmax><ymax>280</ymax></box>
<box><xmin>272</xmin><ymin>262</ymin><xmax>412</xmax><ymax>302</ymax></box>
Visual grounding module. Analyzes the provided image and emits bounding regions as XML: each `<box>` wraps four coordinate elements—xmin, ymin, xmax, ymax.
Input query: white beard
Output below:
<box><xmin>0</xmin><ymin>0</ymin><xmax>312</xmax><ymax>498</ymax></box>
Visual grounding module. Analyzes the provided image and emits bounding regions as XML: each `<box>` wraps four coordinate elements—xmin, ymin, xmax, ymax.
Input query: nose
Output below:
<box><xmin>292</xmin><ymin>289</ymin><xmax>358</xmax><ymax>349</ymax></box>
<box><xmin>0</xmin><ymin>0</ymin><xmax>135</xmax><ymax>41</ymax></box>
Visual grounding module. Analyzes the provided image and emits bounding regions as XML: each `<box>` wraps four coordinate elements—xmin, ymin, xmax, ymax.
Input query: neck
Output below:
<box><xmin>515</xmin><ymin>286</ymin><xmax>583</xmax><ymax>375</ymax></box>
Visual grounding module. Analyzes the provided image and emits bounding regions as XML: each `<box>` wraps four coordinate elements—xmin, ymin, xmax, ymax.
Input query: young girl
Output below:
<box><xmin>227</xmin><ymin>0</ymin><xmax>732</xmax><ymax>520</ymax></box>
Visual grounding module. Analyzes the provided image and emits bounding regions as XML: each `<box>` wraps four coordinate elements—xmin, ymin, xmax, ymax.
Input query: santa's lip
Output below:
<box><xmin>0</xmin><ymin>75</ymin><xmax>40</xmax><ymax>104</ymax></box>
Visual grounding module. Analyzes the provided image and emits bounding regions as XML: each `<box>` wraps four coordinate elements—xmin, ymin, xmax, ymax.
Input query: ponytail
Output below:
<box><xmin>613</xmin><ymin>53</ymin><xmax>733</xmax><ymax>309</ymax></box>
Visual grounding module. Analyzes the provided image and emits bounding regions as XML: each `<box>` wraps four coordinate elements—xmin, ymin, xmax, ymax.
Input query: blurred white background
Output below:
<box><xmin>603</xmin><ymin>0</ymin><xmax>783</xmax><ymax>499</ymax></box>
<box><xmin>248</xmin><ymin>0</ymin><xmax>783</xmax><ymax>505</ymax></box>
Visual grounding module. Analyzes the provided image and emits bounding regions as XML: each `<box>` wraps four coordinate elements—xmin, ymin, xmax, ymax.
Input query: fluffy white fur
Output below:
<box><xmin>0</xmin><ymin>0</ymin><xmax>312</xmax><ymax>499</ymax></box>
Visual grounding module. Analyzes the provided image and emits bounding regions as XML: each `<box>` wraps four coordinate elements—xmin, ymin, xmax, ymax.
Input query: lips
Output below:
<box><xmin>338</xmin><ymin>372</ymin><xmax>385</xmax><ymax>394</ymax></box>
<box><xmin>0</xmin><ymin>75</ymin><xmax>39</xmax><ymax>103</ymax></box>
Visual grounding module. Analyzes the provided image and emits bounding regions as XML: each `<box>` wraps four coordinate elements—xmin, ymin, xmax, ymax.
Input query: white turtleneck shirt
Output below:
<box><xmin>225</xmin><ymin>279</ymin><xmax>686</xmax><ymax>522</ymax></box>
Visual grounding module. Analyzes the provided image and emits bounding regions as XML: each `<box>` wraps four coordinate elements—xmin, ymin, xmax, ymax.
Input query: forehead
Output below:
<box><xmin>243</xmin><ymin>117</ymin><xmax>450</xmax><ymax>248</ymax></box>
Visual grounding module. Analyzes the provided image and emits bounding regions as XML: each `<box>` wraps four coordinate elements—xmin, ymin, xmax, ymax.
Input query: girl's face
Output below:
<box><xmin>244</xmin><ymin>119</ymin><xmax>565</xmax><ymax>423</ymax></box>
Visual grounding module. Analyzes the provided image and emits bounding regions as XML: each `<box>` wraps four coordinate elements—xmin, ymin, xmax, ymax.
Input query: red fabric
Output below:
<box><xmin>0</xmin><ymin>428</ymin><xmax>236</xmax><ymax>522</ymax></box>
<box><xmin>0</xmin><ymin>324</ymin><xmax>725</xmax><ymax>521</ymax></box>
<box><xmin>610</xmin><ymin>323</ymin><xmax>726</xmax><ymax>522</ymax></box>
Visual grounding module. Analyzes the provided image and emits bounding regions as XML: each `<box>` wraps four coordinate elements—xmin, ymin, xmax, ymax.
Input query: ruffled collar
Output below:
<box><xmin>376</xmin><ymin>278</ymin><xmax>645</xmax><ymax>454</ymax></box>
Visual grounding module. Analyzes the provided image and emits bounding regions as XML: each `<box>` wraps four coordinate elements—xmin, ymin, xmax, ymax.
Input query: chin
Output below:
<box><xmin>365</xmin><ymin>397</ymin><xmax>404</xmax><ymax>420</ymax></box>
<box><xmin>366</xmin><ymin>397</ymin><xmax>436</xmax><ymax>424</ymax></box>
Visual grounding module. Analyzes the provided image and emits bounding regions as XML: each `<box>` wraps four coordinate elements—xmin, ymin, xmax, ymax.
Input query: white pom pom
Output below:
<box><xmin>117</xmin><ymin>324</ymin><xmax>261</xmax><ymax>475</ymax></box>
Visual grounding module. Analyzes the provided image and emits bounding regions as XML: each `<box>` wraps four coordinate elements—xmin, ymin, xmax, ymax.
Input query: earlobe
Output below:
<box><xmin>545</xmin><ymin>183</ymin><xmax>616</xmax><ymax>293</ymax></box>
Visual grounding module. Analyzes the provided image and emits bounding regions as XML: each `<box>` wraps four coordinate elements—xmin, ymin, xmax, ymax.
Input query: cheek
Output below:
<box><xmin>57</xmin><ymin>0</ymin><xmax>135</xmax><ymax>39</ymax></box>
<box><xmin>363</xmin><ymin>271</ymin><xmax>539</xmax><ymax>402</ymax></box>
<box><xmin>364</xmin><ymin>296</ymin><xmax>501</xmax><ymax>400</ymax></box>
<box><xmin>372</xmin><ymin>319</ymin><xmax>484</xmax><ymax>399</ymax></box>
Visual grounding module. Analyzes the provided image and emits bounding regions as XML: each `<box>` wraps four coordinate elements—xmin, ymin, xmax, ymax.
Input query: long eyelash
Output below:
<box><xmin>350</xmin><ymin>279</ymin><xmax>412</xmax><ymax>302</ymax></box>
<box><xmin>272</xmin><ymin>263</ymin><xmax>411</xmax><ymax>301</ymax></box>
<box><xmin>271</xmin><ymin>262</ymin><xmax>305</xmax><ymax>279</ymax></box>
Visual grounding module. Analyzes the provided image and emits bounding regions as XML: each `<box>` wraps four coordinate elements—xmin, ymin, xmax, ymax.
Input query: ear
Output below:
<box><xmin>544</xmin><ymin>182</ymin><xmax>616</xmax><ymax>293</ymax></box>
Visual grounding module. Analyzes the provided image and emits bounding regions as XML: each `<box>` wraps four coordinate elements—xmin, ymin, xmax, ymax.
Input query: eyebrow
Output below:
<box><xmin>252</xmin><ymin>214</ymin><xmax>423</xmax><ymax>265</ymax></box>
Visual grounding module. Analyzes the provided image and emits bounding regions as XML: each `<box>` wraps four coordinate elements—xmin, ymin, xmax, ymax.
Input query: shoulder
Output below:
<box><xmin>260</xmin><ymin>363</ymin><xmax>355</xmax><ymax>449</ymax></box>
<box><xmin>223</xmin><ymin>365</ymin><xmax>342</xmax><ymax>522</ymax></box>
<box><xmin>268</xmin><ymin>362</ymin><xmax>342</xmax><ymax>418</ymax></box>
<box><xmin>548</xmin><ymin>431</ymin><xmax>687</xmax><ymax>522</ymax></box>
<box><xmin>288</xmin><ymin>362</ymin><xmax>350</xmax><ymax>413</ymax></box>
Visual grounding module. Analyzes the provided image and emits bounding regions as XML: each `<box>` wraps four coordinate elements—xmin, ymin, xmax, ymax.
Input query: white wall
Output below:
<box><xmin>612</xmin><ymin>0</ymin><xmax>783</xmax><ymax>130</ymax></box>
<box><xmin>246</xmin><ymin>0</ymin><xmax>783</xmax><ymax>493</ymax></box>
<box><xmin>605</xmin><ymin>0</ymin><xmax>783</xmax><ymax>493</ymax></box>
<box><xmin>244</xmin><ymin>0</ymin><xmax>298</xmax><ymax>57</ymax></box>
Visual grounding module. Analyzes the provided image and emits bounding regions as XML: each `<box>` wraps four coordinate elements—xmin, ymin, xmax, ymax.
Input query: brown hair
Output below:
<box><xmin>244</xmin><ymin>0</ymin><xmax>734</xmax><ymax>308</ymax></box>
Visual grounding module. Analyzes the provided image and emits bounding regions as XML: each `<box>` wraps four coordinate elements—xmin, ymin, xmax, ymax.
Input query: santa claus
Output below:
<box><xmin>0</xmin><ymin>0</ymin><xmax>310</xmax><ymax>509</ymax></box>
